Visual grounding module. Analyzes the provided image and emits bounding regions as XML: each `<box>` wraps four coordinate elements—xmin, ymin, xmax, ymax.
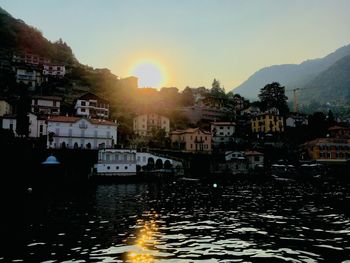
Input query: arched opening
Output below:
<box><xmin>147</xmin><ymin>157</ymin><xmax>155</xmax><ymax>170</ymax></box>
<box><xmin>164</xmin><ymin>160</ymin><xmax>172</xmax><ymax>169</ymax></box>
<box><xmin>86</xmin><ymin>142</ymin><xmax>91</xmax><ymax>149</ymax></box>
<box><xmin>61</xmin><ymin>141</ymin><xmax>66</xmax><ymax>149</ymax></box>
<box><xmin>155</xmin><ymin>159</ymin><xmax>163</xmax><ymax>169</ymax></box>
<box><xmin>136</xmin><ymin>165</ymin><xmax>141</xmax><ymax>172</ymax></box>
<box><xmin>73</xmin><ymin>142</ymin><xmax>79</xmax><ymax>149</ymax></box>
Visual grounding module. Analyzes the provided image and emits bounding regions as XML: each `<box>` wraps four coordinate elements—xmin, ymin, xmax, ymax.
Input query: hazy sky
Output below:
<box><xmin>1</xmin><ymin>0</ymin><xmax>350</xmax><ymax>90</ymax></box>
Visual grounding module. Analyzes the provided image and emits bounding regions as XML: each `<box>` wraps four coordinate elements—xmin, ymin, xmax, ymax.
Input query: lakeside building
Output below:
<box><xmin>286</xmin><ymin>112</ymin><xmax>309</xmax><ymax>127</ymax></box>
<box><xmin>302</xmin><ymin>138</ymin><xmax>350</xmax><ymax>163</ymax></box>
<box><xmin>170</xmin><ymin>128</ymin><xmax>211</xmax><ymax>152</ymax></box>
<box><xmin>225</xmin><ymin>150</ymin><xmax>264</xmax><ymax>169</ymax></box>
<box><xmin>133</xmin><ymin>113</ymin><xmax>170</xmax><ymax>137</ymax></box>
<box><xmin>211</xmin><ymin>122</ymin><xmax>236</xmax><ymax>148</ymax></box>
<box><xmin>251</xmin><ymin>112</ymin><xmax>284</xmax><ymax>136</ymax></box>
<box><xmin>31</xmin><ymin>96</ymin><xmax>62</xmax><ymax>116</ymax></box>
<box><xmin>75</xmin><ymin>93</ymin><xmax>109</xmax><ymax>119</ymax></box>
<box><xmin>0</xmin><ymin>100</ymin><xmax>12</xmax><ymax>116</ymax></box>
<box><xmin>177</xmin><ymin>105</ymin><xmax>230</xmax><ymax>124</ymax></box>
<box><xmin>1</xmin><ymin>113</ymin><xmax>47</xmax><ymax>138</ymax></box>
<box><xmin>95</xmin><ymin>149</ymin><xmax>137</xmax><ymax>176</ymax></box>
<box><xmin>47</xmin><ymin>116</ymin><xmax>117</xmax><ymax>149</ymax></box>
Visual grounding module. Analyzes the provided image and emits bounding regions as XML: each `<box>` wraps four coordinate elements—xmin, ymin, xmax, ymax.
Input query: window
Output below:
<box><xmin>116</xmin><ymin>166</ymin><xmax>119</xmax><ymax>170</ymax></box>
<box><xmin>254</xmin><ymin>156</ymin><xmax>260</xmax><ymax>162</ymax></box>
<box><xmin>125</xmin><ymin>166</ymin><xmax>128</xmax><ymax>170</ymax></box>
<box><xmin>81</xmin><ymin>101</ymin><xmax>86</xmax><ymax>106</ymax></box>
<box><xmin>9</xmin><ymin>124</ymin><xmax>13</xmax><ymax>130</ymax></box>
<box><xmin>81</xmin><ymin>109</ymin><xmax>86</xmax><ymax>112</ymax></box>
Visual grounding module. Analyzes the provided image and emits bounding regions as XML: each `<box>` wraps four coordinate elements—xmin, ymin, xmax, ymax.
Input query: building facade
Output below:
<box><xmin>75</xmin><ymin>93</ymin><xmax>109</xmax><ymax>119</ymax></box>
<box><xmin>47</xmin><ymin>116</ymin><xmax>117</xmax><ymax>149</ymax></box>
<box><xmin>13</xmin><ymin>53</ymin><xmax>50</xmax><ymax>65</ymax></box>
<box><xmin>0</xmin><ymin>100</ymin><xmax>12</xmax><ymax>116</ymax></box>
<box><xmin>170</xmin><ymin>128</ymin><xmax>211</xmax><ymax>152</ymax></box>
<box><xmin>31</xmin><ymin>96</ymin><xmax>61</xmax><ymax>116</ymax></box>
<box><xmin>43</xmin><ymin>64</ymin><xmax>66</xmax><ymax>77</ymax></box>
<box><xmin>244</xmin><ymin>151</ymin><xmax>264</xmax><ymax>169</ymax></box>
<box><xmin>133</xmin><ymin>113</ymin><xmax>170</xmax><ymax>137</ymax></box>
<box><xmin>286</xmin><ymin>113</ymin><xmax>308</xmax><ymax>127</ymax></box>
<box><xmin>251</xmin><ymin>113</ymin><xmax>284</xmax><ymax>135</ymax></box>
<box><xmin>15</xmin><ymin>67</ymin><xmax>45</xmax><ymax>88</ymax></box>
<box><xmin>211</xmin><ymin>122</ymin><xmax>236</xmax><ymax>148</ymax></box>
<box><xmin>303</xmin><ymin>138</ymin><xmax>350</xmax><ymax>163</ymax></box>
<box><xmin>95</xmin><ymin>149</ymin><xmax>137</xmax><ymax>176</ymax></box>
<box><xmin>1</xmin><ymin>113</ymin><xmax>47</xmax><ymax>138</ymax></box>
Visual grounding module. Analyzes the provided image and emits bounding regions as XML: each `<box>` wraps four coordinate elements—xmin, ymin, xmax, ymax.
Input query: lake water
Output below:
<box><xmin>0</xmin><ymin>177</ymin><xmax>350</xmax><ymax>262</ymax></box>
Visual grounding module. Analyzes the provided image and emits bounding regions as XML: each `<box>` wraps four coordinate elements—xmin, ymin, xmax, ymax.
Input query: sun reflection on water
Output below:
<box><xmin>127</xmin><ymin>211</ymin><xmax>159</xmax><ymax>263</ymax></box>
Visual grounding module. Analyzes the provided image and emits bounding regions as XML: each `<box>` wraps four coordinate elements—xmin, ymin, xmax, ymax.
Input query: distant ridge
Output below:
<box><xmin>231</xmin><ymin>44</ymin><xmax>350</xmax><ymax>104</ymax></box>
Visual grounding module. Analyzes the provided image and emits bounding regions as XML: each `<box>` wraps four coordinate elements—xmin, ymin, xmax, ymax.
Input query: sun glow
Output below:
<box><xmin>129</xmin><ymin>60</ymin><xmax>166</xmax><ymax>88</ymax></box>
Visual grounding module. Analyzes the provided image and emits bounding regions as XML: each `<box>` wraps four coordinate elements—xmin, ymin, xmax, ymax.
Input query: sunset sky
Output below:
<box><xmin>1</xmin><ymin>0</ymin><xmax>350</xmax><ymax>90</ymax></box>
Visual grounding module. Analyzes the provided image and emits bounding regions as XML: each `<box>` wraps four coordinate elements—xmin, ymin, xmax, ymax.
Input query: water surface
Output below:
<box><xmin>0</xmin><ymin>178</ymin><xmax>349</xmax><ymax>262</ymax></box>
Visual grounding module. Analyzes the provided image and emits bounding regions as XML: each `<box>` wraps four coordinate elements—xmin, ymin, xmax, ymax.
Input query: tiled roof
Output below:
<box><xmin>244</xmin><ymin>150</ymin><xmax>263</xmax><ymax>156</ymax></box>
<box><xmin>48</xmin><ymin>116</ymin><xmax>117</xmax><ymax>126</ymax></box>
<box><xmin>170</xmin><ymin>128</ymin><xmax>211</xmax><ymax>135</ymax></box>
<box><xmin>32</xmin><ymin>95</ymin><xmax>62</xmax><ymax>101</ymax></box>
<box><xmin>211</xmin><ymin>122</ymin><xmax>236</xmax><ymax>125</ymax></box>
<box><xmin>304</xmin><ymin>138</ymin><xmax>350</xmax><ymax>145</ymax></box>
<box><xmin>78</xmin><ymin>92</ymin><xmax>109</xmax><ymax>103</ymax></box>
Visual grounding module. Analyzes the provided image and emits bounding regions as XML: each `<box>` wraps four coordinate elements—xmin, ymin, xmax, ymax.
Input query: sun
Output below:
<box><xmin>130</xmin><ymin>60</ymin><xmax>165</xmax><ymax>88</ymax></box>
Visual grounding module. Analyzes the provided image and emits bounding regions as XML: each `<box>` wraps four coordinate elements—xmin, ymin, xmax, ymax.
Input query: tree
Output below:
<box><xmin>258</xmin><ymin>82</ymin><xmax>289</xmax><ymax>115</ymax></box>
<box><xmin>181</xmin><ymin>87</ymin><xmax>195</xmax><ymax>106</ymax></box>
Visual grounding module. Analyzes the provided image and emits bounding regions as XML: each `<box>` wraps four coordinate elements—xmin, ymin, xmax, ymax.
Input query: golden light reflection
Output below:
<box><xmin>127</xmin><ymin>211</ymin><xmax>159</xmax><ymax>263</ymax></box>
<box><xmin>128</xmin><ymin>59</ymin><xmax>166</xmax><ymax>88</ymax></box>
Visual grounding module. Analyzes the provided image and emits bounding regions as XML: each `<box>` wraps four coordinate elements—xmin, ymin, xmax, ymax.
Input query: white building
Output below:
<box><xmin>1</xmin><ymin>113</ymin><xmax>47</xmax><ymax>138</ymax></box>
<box><xmin>0</xmin><ymin>100</ymin><xmax>12</xmax><ymax>116</ymax></box>
<box><xmin>15</xmin><ymin>67</ymin><xmax>45</xmax><ymax>88</ymax></box>
<box><xmin>75</xmin><ymin>93</ymin><xmax>109</xmax><ymax>119</ymax></box>
<box><xmin>95</xmin><ymin>149</ymin><xmax>137</xmax><ymax>176</ymax></box>
<box><xmin>32</xmin><ymin>96</ymin><xmax>61</xmax><ymax>116</ymax></box>
<box><xmin>286</xmin><ymin>113</ymin><xmax>309</xmax><ymax>127</ymax></box>
<box><xmin>244</xmin><ymin>151</ymin><xmax>264</xmax><ymax>169</ymax></box>
<box><xmin>224</xmin><ymin>150</ymin><xmax>264</xmax><ymax>170</ymax></box>
<box><xmin>211</xmin><ymin>122</ymin><xmax>236</xmax><ymax>147</ymax></box>
<box><xmin>133</xmin><ymin>113</ymin><xmax>170</xmax><ymax>137</ymax></box>
<box><xmin>43</xmin><ymin>64</ymin><xmax>66</xmax><ymax>77</ymax></box>
<box><xmin>47</xmin><ymin>116</ymin><xmax>117</xmax><ymax>149</ymax></box>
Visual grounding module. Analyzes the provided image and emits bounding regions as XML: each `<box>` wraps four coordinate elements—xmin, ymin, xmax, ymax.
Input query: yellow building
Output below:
<box><xmin>0</xmin><ymin>100</ymin><xmax>12</xmax><ymax>116</ymax></box>
<box><xmin>170</xmin><ymin>128</ymin><xmax>211</xmax><ymax>152</ymax></box>
<box><xmin>303</xmin><ymin>138</ymin><xmax>350</xmax><ymax>163</ymax></box>
<box><xmin>133</xmin><ymin>113</ymin><xmax>170</xmax><ymax>137</ymax></box>
<box><xmin>251</xmin><ymin>113</ymin><xmax>284</xmax><ymax>134</ymax></box>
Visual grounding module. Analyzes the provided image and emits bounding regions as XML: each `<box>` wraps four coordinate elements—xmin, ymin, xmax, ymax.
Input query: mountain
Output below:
<box><xmin>300</xmin><ymin>54</ymin><xmax>350</xmax><ymax>104</ymax></box>
<box><xmin>0</xmin><ymin>6</ymin><xmax>76</xmax><ymax>65</ymax></box>
<box><xmin>231</xmin><ymin>44</ymin><xmax>350</xmax><ymax>100</ymax></box>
